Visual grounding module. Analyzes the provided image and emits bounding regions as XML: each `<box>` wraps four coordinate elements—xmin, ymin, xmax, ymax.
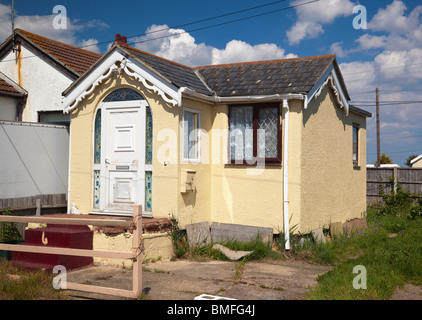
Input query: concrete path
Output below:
<box><xmin>65</xmin><ymin>259</ymin><xmax>332</xmax><ymax>300</ymax></box>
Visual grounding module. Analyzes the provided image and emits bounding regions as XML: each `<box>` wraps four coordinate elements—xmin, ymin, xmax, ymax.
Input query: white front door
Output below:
<box><xmin>101</xmin><ymin>101</ymin><xmax>145</xmax><ymax>215</ymax></box>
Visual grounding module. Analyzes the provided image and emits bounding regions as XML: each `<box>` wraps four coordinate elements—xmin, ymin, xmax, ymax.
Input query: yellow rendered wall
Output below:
<box><xmin>299</xmin><ymin>86</ymin><xmax>367</xmax><ymax>233</ymax></box>
<box><xmin>209</xmin><ymin>104</ymin><xmax>284</xmax><ymax>232</ymax></box>
<box><xmin>177</xmin><ymin>98</ymin><xmax>213</xmax><ymax>228</ymax></box>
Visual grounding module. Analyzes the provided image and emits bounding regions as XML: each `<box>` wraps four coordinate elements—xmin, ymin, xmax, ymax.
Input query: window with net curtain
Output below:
<box><xmin>229</xmin><ymin>104</ymin><xmax>281</xmax><ymax>164</ymax></box>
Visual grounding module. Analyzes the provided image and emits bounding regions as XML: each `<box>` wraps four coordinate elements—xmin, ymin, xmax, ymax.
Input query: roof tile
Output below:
<box><xmin>16</xmin><ymin>29</ymin><xmax>101</xmax><ymax>76</ymax></box>
<box><xmin>195</xmin><ymin>55</ymin><xmax>335</xmax><ymax>96</ymax></box>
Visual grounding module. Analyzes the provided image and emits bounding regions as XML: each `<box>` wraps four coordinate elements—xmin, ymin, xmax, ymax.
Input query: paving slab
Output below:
<box><xmin>65</xmin><ymin>259</ymin><xmax>332</xmax><ymax>300</ymax></box>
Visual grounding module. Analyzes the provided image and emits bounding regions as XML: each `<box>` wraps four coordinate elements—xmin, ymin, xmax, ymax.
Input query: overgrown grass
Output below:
<box><xmin>0</xmin><ymin>263</ymin><xmax>68</xmax><ymax>300</ymax></box>
<box><xmin>306</xmin><ymin>188</ymin><xmax>422</xmax><ymax>299</ymax></box>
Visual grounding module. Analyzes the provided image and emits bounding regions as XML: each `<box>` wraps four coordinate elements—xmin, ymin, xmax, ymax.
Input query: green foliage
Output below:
<box><xmin>308</xmin><ymin>204</ymin><xmax>422</xmax><ymax>299</ymax></box>
<box><xmin>0</xmin><ymin>263</ymin><xmax>67</xmax><ymax>300</ymax></box>
<box><xmin>377</xmin><ymin>180</ymin><xmax>420</xmax><ymax>219</ymax></box>
<box><xmin>0</xmin><ymin>209</ymin><xmax>23</xmax><ymax>243</ymax></box>
<box><xmin>408</xmin><ymin>199</ymin><xmax>422</xmax><ymax>220</ymax></box>
<box><xmin>168</xmin><ymin>217</ymin><xmax>189</xmax><ymax>258</ymax></box>
<box><xmin>405</xmin><ymin>154</ymin><xmax>418</xmax><ymax>167</ymax></box>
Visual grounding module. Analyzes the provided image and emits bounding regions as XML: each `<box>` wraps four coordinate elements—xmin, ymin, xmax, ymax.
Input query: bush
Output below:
<box><xmin>378</xmin><ymin>182</ymin><xmax>421</xmax><ymax>220</ymax></box>
<box><xmin>168</xmin><ymin>217</ymin><xmax>189</xmax><ymax>258</ymax></box>
<box><xmin>0</xmin><ymin>209</ymin><xmax>23</xmax><ymax>243</ymax></box>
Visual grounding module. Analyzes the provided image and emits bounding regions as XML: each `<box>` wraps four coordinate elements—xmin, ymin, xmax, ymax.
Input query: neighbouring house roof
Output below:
<box><xmin>0</xmin><ymin>29</ymin><xmax>102</xmax><ymax>79</ymax></box>
<box><xmin>0</xmin><ymin>71</ymin><xmax>27</xmax><ymax>97</ymax></box>
<box><xmin>410</xmin><ymin>154</ymin><xmax>422</xmax><ymax>166</ymax></box>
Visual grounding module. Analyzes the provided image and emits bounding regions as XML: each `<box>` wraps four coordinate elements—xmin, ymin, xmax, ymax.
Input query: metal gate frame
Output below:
<box><xmin>0</xmin><ymin>205</ymin><xmax>143</xmax><ymax>299</ymax></box>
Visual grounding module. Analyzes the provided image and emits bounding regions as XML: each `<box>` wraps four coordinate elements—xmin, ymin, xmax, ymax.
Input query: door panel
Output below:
<box><xmin>103</xmin><ymin>104</ymin><xmax>144</xmax><ymax>212</ymax></box>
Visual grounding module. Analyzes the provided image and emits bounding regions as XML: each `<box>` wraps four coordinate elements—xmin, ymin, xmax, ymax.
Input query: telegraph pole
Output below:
<box><xmin>376</xmin><ymin>87</ymin><xmax>380</xmax><ymax>166</ymax></box>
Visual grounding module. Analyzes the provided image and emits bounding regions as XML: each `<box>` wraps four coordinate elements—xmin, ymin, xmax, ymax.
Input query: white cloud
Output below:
<box><xmin>367</xmin><ymin>0</ymin><xmax>422</xmax><ymax>51</ymax></box>
<box><xmin>79</xmin><ymin>38</ymin><xmax>101</xmax><ymax>54</ymax></box>
<box><xmin>368</xmin><ymin>0</ymin><xmax>421</xmax><ymax>34</ymax></box>
<box><xmin>0</xmin><ymin>3</ymin><xmax>107</xmax><ymax>53</ymax></box>
<box><xmin>132</xmin><ymin>24</ymin><xmax>213</xmax><ymax>66</ymax></box>
<box><xmin>355</xmin><ymin>34</ymin><xmax>387</xmax><ymax>50</ymax></box>
<box><xmin>330</xmin><ymin>41</ymin><xmax>348</xmax><ymax>58</ymax></box>
<box><xmin>134</xmin><ymin>24</ymin><xmax>297</xmax><ymax>67</ymax></box>
<box><xmin>286</xmin><ymin>0</ymin><xmax>355</xmax><ymax>45</ymax></box>
<box><xmin>211</xmin><ymin>40</ymin><xmax>297</xmax><ymax>65</ymax></box>
<box><xmin>286</xmin><ymin>21</ymin><xmax>323</xmax><ymax>45</ymax></box>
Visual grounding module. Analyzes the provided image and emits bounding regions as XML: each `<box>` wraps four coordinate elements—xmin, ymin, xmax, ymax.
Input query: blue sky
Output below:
<box><xmin>0</xmin><ymin>0</ymin><xmax>421</xmax><ymax>166</ymax></box>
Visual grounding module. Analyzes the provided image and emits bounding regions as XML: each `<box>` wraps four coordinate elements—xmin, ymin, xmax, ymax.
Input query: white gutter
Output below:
<box><xmin>178</xmin><ymin>87</ymin><xmax>305</xmax><ymax>105</ymax></box>
<box><xmin>282</xmin><ymin>99</ymin><xmax>290</xmax><ymax>250</ymax></box>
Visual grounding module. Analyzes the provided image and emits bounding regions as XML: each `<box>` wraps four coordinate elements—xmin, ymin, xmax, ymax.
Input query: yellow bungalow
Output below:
<box><xmin>62</xmin><ymin>35</ymin><xmax>371</xmax><ymax>252</ymax></box>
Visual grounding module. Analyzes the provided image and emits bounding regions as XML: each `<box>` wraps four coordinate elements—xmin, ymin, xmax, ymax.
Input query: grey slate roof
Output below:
<box><xmin>122</xmin><ymin>47</ymin><xmax>338</xmax><ymax>98</ymax></box>
<box><xmin>124</xmin><ymin>47</ymin><xmax>212</xmax><ymax>96</ymax></box>
<box><xmin>195</xmin><ymin>55</ymin><xmax>336</xmax><ymax>97</ymax></box>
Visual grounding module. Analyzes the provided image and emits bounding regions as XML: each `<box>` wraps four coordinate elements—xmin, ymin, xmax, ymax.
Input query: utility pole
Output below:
<box><xmin>376</xmin><ymin>87</ymin><xmax>380</xmax><ymax>167</ymax></box>
<box><xmin>11</xmin><ymin>0</ymin><xmax>16</xmax><ymax>52</ymax></box>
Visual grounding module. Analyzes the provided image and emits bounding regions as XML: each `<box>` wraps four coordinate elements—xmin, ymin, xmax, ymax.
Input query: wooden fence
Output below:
<box><xmin>0</xmin><ymin>205</ymin><xmax>143</xmax><ymax>299</ymax></box>
<box><xmin>367</xmin><ymin>167</ymin><xmax>422</xmax><ymax>206</ymax></box>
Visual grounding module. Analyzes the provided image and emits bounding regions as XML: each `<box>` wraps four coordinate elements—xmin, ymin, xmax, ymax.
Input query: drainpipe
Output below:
<box><xmin>282</xmin><ymin>99</ymin><xmax>290</xmax><ymax>250</ymax></box>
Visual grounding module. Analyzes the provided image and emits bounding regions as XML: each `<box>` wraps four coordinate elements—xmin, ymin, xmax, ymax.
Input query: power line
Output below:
<box><xmin>342</xmin><ymin>62</ymin><xmax>422</xmax><ymax>76</ymax></box>
<box><xmin>126</xmin><ymin>0</ymin><xmax>320</xmax><ymax>47</ymax></box>
<box><xmin>0</xmin><ymin>0</ymin><xmax>319</xmax><ymax>65</ymax></box>
<box><xmin>112</xmin><ymin>0</ymin><xmax>291</xmax><ymax>46</ymax></box>
<box><xmin>351</xmin><ymin>101</ymin><xmax>422</xmax><ymax>107</ymax></box>
<box><xmin>368</xmin><ymin>149</ymin><xmax>422</xmax><ymax>155</ymax></box>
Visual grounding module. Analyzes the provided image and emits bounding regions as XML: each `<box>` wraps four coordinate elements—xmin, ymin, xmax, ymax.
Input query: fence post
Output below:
<box><xmin>132</xmin><ymin>205</ymin><xmax>143</xmax><ymax>298</ymax></box>
<box><xmin>393</xmin><ymin>167</ymin><xmax>398</xmax><ymax>193</ymax></box>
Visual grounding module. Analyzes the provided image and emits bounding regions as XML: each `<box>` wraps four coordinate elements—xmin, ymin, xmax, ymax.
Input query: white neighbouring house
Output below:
<box><xmin>0</xmin><ymin>29</ymin><xmax>101</xmax><ymax>213</ymax></box>
<box><xmin>0</xmin><ymin>29</ymin><xmax>101</xmax><ymax>124</ymax></box>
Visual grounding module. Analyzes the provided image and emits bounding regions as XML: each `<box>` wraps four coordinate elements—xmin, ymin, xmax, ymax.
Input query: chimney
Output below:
<box><xmin>114</xmin><ymin>34</ymin><xmax>128</xmax><ymax>47</ymax></box>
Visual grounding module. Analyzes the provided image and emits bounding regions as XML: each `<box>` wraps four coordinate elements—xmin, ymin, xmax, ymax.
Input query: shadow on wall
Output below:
<box><xmin>302</xmin><ymin>86</ymin><xmax>347</xmax><ymax>131</ymax></box>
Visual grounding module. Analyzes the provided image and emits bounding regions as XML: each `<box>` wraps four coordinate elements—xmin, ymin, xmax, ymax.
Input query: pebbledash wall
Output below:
<box><xmin>68</xmin><ymin>70</ymin><xmax>367</xmax><ymax>263</ymax></box>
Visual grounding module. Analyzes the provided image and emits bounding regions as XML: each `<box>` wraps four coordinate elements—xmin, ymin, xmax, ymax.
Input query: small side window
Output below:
<box><xmin>183</xmin><ymin>109</ymin><xmax>200</xmax><ymax>161</ymax></box>
<box><xmin>353</xmin><ymin>124</ymin><xmax>359</xmax><ymax>166</ymax></box>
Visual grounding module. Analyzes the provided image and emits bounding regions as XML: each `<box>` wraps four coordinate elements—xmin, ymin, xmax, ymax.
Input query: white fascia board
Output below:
<box><xmin>306</xmin><ymin>64</ymin><xmax>334</xmax><ymax>107</ymax></box>
<box><xmin>330</xmin><ymin>68</ymin><xmax>349</xmax><ymax>115</ymax></box>
<box><xmin>122</xmin><ymin>59</ymin><xmax>179</xmax><ymax>107</ymax></box>
<box><xmin>305</xmin><ymin>63</ymin><xmax>349</xmax><ymax>115</ymax></box>
<box><xmin>63</xmin><ymin>50</ymin><xmax>123</xmax><ymax>113</ymax></box>
<box><xmin>63</xmin><ymin>49</ymin><xmax>181</xmax><ymax>113</ymax></box>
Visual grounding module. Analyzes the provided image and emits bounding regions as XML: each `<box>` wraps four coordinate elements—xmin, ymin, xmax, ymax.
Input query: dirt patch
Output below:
<box><xmin>390</xmin><ymin>284</ymin><xmax>422</xmax><ymax>300</ymax></box>
<box><xmin>65</xmin><ymin>259</ymin><xmax>332</xmax><ymax>300</ymax></box>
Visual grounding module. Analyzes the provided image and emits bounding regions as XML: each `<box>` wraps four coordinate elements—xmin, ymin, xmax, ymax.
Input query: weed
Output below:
<box><xmin>307</xmin><ymin>208</ymin><xmax>422</xmax><ymax>299</ymax></box>
<box><xmin>168</xmin><ymin>217</ymin><xmax>189</xmax><ymax>258</ymax></box>
<box><xmin>0</xmin><ymin>262</ymin><xmax>67</xmax><ymax>300</ymax></box>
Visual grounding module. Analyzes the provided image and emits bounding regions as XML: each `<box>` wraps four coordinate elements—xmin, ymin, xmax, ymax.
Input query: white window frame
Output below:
<box><xmin>182</xmin><ymin>107</ymin><xmax>201</xmax><ymax>163</ymax></box>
